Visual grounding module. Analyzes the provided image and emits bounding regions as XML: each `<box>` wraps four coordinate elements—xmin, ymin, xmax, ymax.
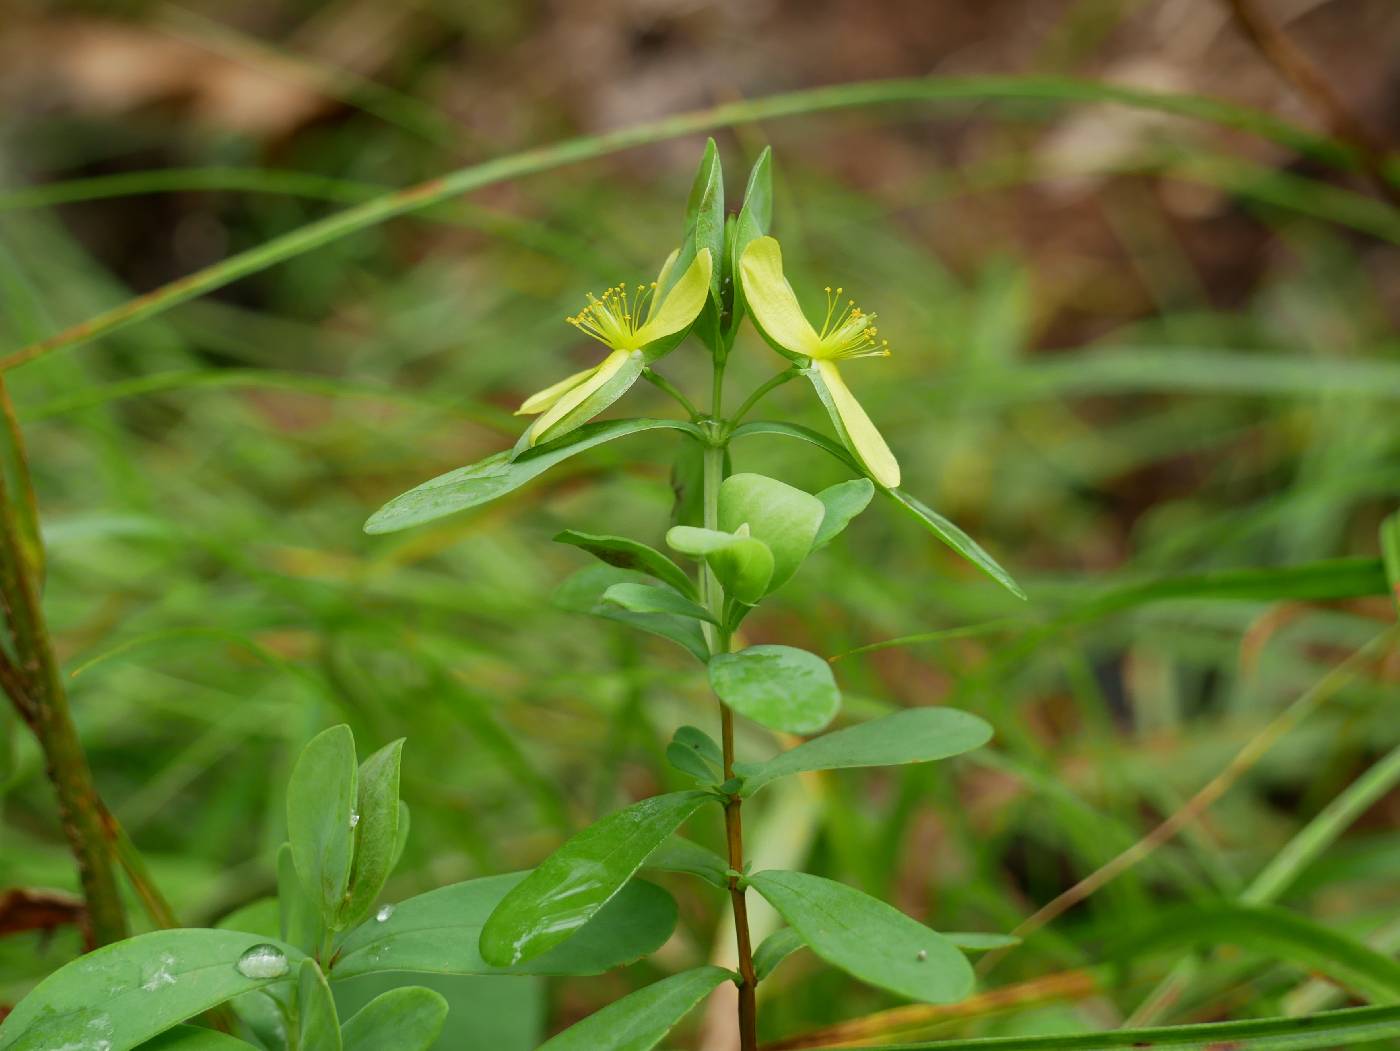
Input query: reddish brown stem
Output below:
<box><xmin>721</xmin><ymin>703</ymin><xmax>759</xmax><ymax>1051</ymax></box>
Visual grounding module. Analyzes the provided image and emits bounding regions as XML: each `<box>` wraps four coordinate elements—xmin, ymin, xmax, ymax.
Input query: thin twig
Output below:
<box><xmin>1221</xmin><ymin>0</ymin><xmax>1399</xmax><ymax>206</ymax></box>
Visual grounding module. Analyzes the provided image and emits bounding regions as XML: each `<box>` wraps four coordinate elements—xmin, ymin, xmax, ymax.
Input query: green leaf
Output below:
<box><xmin>718</xmin><ymin>473</ymin><xmax>825</xmax><ymax>592</ymax></box>
<box><xmin>730</xmin><ymin>419</ymin><xmax>859</xmax><ymax>468</ymax></box>
<box><xmin>341</xmin><ymin>987</ymin><xmax>449</xmax><ymax>1051</ymax></box>
<box><xmin>666</xmin><ymin>526</ymin><xmax>774</xmax><ymax>605</ymax></box>
<box><xmin>391</xmin><ymin>802</ymin><xmax>410</xmax><ymax>877</ymax></box>
<box><xmin>885</xmin><ymin>489</ymin><xmax>1027</xmax><ymax>601</ymax></box>
<box><xmin>747</xmin><ymin>870</ymin><xmax>972</xmax><ymax>1004</ymax></box>
<box><xmin>278</xmin><ymin>842</ymin><xmax>323</xmax><ymax>951</ymax></box>
<box><xmin>334</xmin><ymin>875</ymin><xmax>675</xmax><ymax>980</ymax></box>
<box><xmin>536</xmin><ymin>966</ymin><xmax>732</xmax><ymax>1051</ymax></box>
<box><xmin>1115</xmin><ymin>902</ymin><xmax>1400</xmax><ymax>1004</ymax></box>
<box><xmin>944</xmin><ymin>932</ymin><xmax>1021</xmax><ymax>952</ymax></box>
<box><xmin>216</xmin><ymin>898</ymin><xmax>279</xmax><ymax>939</ymax></box>
<box><xmin>666</xmin><ymin>741</ymin><xmax>718</xmax><ymax>783</ymax></box>
<box><xmin>555</xmin><ymin>529</ymin><xmax>697</xmax><ymax>598</ymax></box>
<box><xmin>341</xmin><ymin>738</ymin><xmax>404</xmax><ymax>929</ymax></box>
<box><xmin>554</xmin><ymin>565</ymin><xmax>709</xmax><ymax>663</ymax></box>
<box><xmin>682</xmin><ymin>139</ymin><xmax>725</xmax><ymax>301</ymax></box>
<box><xmin>287</xmin><ymin>725</ymin><xmax>358</xmax><ymax>928</ymax></box>
<box><xmin>603</xmin><ymin>582</ymin><xmax>716</xmax><ymax>624</ymax></box>
<box><xmin>872</xmin><ymin>1004</ymin><xmax>1400</xmax><ymax>1050</ymax></box>
<box><xmin>813</xmin><ymin>478</ymin><xmax>875</xmax><ymax>548</ymax></box>
<box><xmin>0</xmin><ymin>930</ymin><xmax>303</xmax><ymax>1051</ymax></box>
<box><xmin>728</xmin><ymin>148</ymin><xmax>773</xmax><ymax>331</ymax></box>
<box><xmin>1382</xmin><ymin>510</ymin><xmax>1400</xmax><ymax>617</ymax></box>
<box><xmin>139</xmin><ymin>1027</ymin><xmax>263</xmax><ymax>1050</ymax></box>
<box><xmin>672</xmin><ymin>725</ymin><xmax>723</xmax><ymax>769</ymax></box>
<box><xmin>479</xmin><ymin>791</ymin><xmax>712</xmax><ymax>967</ymax></box>
<box><xmin>365</xmin><ymin>419</ymin><xmax>701</xmax><ymax>534</ymax></box>
<box><xmin>708</xmin><ymin>645</ymin><xmax>840</xmax><ymax>734</ymax></box>
<box><xmin>737</xmin><ymin>707</ymin><xmax>992</xmax><ymax>797</ymax></box>
<box><xmin>753</xmin><ymin>927</ymin><xmax>804</xmax><ymax>982</ymax></box>
<box><xmin>643</xmin><ymin>837</ymin><xmax>729</xmax><ymax>890</ymax></box>
<box><xmin>297</xmin><ymin>960</ymin><xmax>341</xmax><ymax>1051</ymax></box>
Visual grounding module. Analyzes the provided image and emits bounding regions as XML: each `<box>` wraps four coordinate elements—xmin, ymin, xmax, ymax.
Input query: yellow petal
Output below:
<box><xmin>739</xmin><ymin>237</ymin><xmax>820</xmax><ymax>355</ymax></box>
<box><xmin>635</xmin><ymin>249</ymin><xmax>712</xmax><ymax>345</ymax></box>
<box><xmin>515</xmin><ymin>366</ymin><xmax>599</xmax><ymax>416</ymax></box>
<box><xmin>652</xmin><ymin>247</ymin><xmax>681</xmax><ymax>296</ymax></box>
<box><xmin>816</xmin><ymin>360</ymin><xmax>900</xmax><ymax>489</ymax></box>
<box><xmin>528</xmin><ymin>349</ymin><xmax>632</xmax><ymax>444</ymax></box>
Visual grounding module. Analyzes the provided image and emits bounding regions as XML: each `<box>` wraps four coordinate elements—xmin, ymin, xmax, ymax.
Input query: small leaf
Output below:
<box><xmin>717</xmin><ymin>473</ymin><xmax>825</xmax><ymax>592</ymax></box>
<box><xmin>944</xmin><ymin>932</ymin><xmax>1021</xmax><ymax>951</ymax></box>
<box><xmin>644</xmin><ymin>837</ymin><xmax>729</xmax><ymax>890</ymax></box>
<box><xmin>666</xmin><ymin>741</ymin><xmax>718</xmax><ymax>783</ymax></box>
<box><xmin>296</xmin><ymin>960</ymin><xmax>341</xmax><ymax>1051</ymax></box>
<box><xmin>334</xmin><ymin>875</ymin><xmax>675</xmax><ymax>980</ymax></box>
<box><xmin>555</xmin><ymin>565</ymin><xmax>709</xmax><ymax>663</ymax></box>
<box><xmin>365</xmin><ymin>418</ymin><xmax>701</xmax><ymax>534</ymax></box>
<box><xmin>479</xmin><ymin>791</ymin><xmax>713</xmax><ymax>967</ymax></box>
<box><xmin>666</xmin><ymin>526</ymin><xmax>774</xmax><ymax>605</ymax></box>
<box><xmin>603</xmin><ymin>583</ymin><xmax>716</xmax><ymax>624</ymax></box>
<box><xmin>682</xmin><ymin>139</ymin><xmax>725</xmax><ymax>301</ymax></box>
<box><xmin>708</xmin><ymin>645</ymin><xmax>840</xmax><ymax>734</ymax></box>
<box><xmin>728</xmin><ymin>149</ymin><xmax>773</xmax><ymax>332</ymax></box>
<box><xmin>391</xmin><ymin>801</ymin><xmax>410</xmax><ymax>873</ymax></box>
<box><xmin>753</xmin><ymin>927</ymin><xmax>805</xmax><ymax>982</ymax></box>
<box><xmin>341</xmin><ymin>987</ymin><xmax>449</xmax><ymax>1051</ymax></box>
<box><xmin>672</xmin><ymin>725</ymin><xmax>723</xmax><ymax>770</ymax></box>
<box><xmin>536</xmin><ymin>966</ymin><xmax>732</xmax><ymax>1051</ymax></box>
<box><xmin>341</xmin><ymin>738</ymin><xmax>404</xmax><ymax>928</ymax></box>
<box><xmin>555</xmin><ymin>529</ymin><xmax>697</xmax><ymax>598</ymax></box>
<box><xmin>748</xmin><ymin>870</ymin><xmax>973</xmax><ymax>1004</ymax></box>
<box><xmin>813</xmin><ymin>478</ymin><xmax>875</xmax><ymax>548</ymax></box>
<box><xmin>1382</xmin><ymin>510</ymin><xmax>1400</xmax><ymax>617</ymax></box>
<box><xmin>0</xmin><ymin>930</ymin><xmax>304</xmax><ymax>1051</ymax></box>
<box><xmin>738</xmin><ymin>707</ymin><xmax>992</xmax><ymax>797</ymax></box>
<box><xmin>287</xmin><ymin>725</ymin><xmax>358</xmax><ymax>927</ymax></box>
<box><xmin>885</xmin><ymin>489</ymin><xmax>1026</xmax><ymax>601</ymax></box>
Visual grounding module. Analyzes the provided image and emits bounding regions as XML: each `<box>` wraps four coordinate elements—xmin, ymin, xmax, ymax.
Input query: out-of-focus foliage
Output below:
<box><xmin>1</xmin><ymin>0</ymin><xmax>1397</xmax><ymax>1047</ymax></box>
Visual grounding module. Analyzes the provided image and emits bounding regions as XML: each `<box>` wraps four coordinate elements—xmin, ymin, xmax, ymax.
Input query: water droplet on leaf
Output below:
<box><xmin>376</xmin><ymin>904</ymin><xmax>396</xmax><ymax>922</ymax></box>
<box><xmin>236</xmin><ymin>943</ymin><xmax>290</xmax><ymax>979</ymax></box>
<box><xmin>916</xmin><ymin>949</ymin><xmax>928</xmax><ymax>962</ymax></box>
<box><xmin>349</xmin><ymin>810</ymin><xmax>361</xmax><ymax>829</ymax></box>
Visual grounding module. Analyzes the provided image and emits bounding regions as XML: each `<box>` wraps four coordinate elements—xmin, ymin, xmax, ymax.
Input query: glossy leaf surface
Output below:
<box><xmin>709</xmin><ymin>645</ymin><xmax>840</xmax><ymax>734</ymax></box>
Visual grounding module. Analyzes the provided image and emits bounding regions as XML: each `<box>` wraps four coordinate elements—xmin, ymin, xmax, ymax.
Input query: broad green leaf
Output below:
<box><xmin>644</xmin><ymin>837</ymin><xmax>729</xmax><ymax>890</ymax></box>
<box><xmin>364</xmin><ymin>419</ymin><xmax>701</xmax><ymax>534</ymax></box>
<box><xmin>480</xmin><ymin>791</ymin><xmax>712</xmax><ymax>966</ymax></box>
<box><xmin>666</xmin><ymin>526</ymin><xmax>774</xmax><ymax>605</ymax></box>
<box><xmin>717</xmin><ymin>473</ymin><xmax>825</xmax><ymax>591</ymax></box>
<box><xmin>297</xmin><ymin>960</ymin><xmax>341</xmax><ymax>1051</ymax></box>
<box><xmin>813</xmin><ymin>478</ymin><xmax>875</xmax><ymax>548</ymax></box>
<box><xmin>748</xmin><ymin>870</ymin><xmax>972</xmax><ymax>1004</ymax></box>
<box><xmin>603</xmin><ymin>582</ymin><xmax>716</xmax><ymax>624</ymax></box>
<box><xmin>753</xmin><ymin>927</ymin><xmax>804</xmax><ymax>982</ymax></box>
<box><xmin>885</xmin><ymin>489</ymin><xmax>1026</xmax><ymax>601</ymax></box>
<box><xmin>1115</xmin><ymin>902</ymin><xmax>1400</xmax><ymax>1003</ymax></box>
<box><xmin>287</xmin><ymin>726</ymin><xmax>358</xmax><ymax>928</ymax></box>
<box><xmin>555</xmin><ymin>529</ymin><xmax>697</xmax><ymax>597</ymax></box>
<box><xmin>341</xmin><ymin>738</ymin><xmax>404</xmax><ymax>929</ymax></box>
<box><xmin>278</xmin><ymin>842</ymin><xmax>323</xmax><ymax>952</ymax></box>
<box><xmin>334</xmin><ymin>875</ymin><xmax>675</xmax><ymax>980</ymax></box>
<box><xmin>876</xmin><ymin>1004</ymin><xmax>1400</xmax><ymax>1050</ymax></box>
<box><xmin>341</xmin><ymin>987</ymin><xmax>449</xmax><ymax>1051</ymax></box>
<box><xmin>555</xmin><ymin>565</ymin><xmax>709</xmax><ymax>663</ymax></box>
<box><xmin>737</xmin><ymin>707</ymin><xmax>992</xmax><ymax>797</ymax></box>
<box><xmin>536</xmin><ymin>966</ymin><xmax>732</xmax><ymax>1051</ymax></box>
<box><xmin>943</xmin><ymin>932</ymin><xmax>1021</xmax><ymax>952</ymax></box>
<box><xmin>708</xmin><ymin>645</ymin><xmax>840</xmax><ymax>734</ymax></box>
<box><xmin>0</xmin><ymin>930</ymin><xmax>304</xmax><ymax>1051</ymax></box>
<box><xmin>672</xmin><ymin>725</ymin><xmax>722</xmax><ymax>770</ymax></box>
<box><xmin>139</xmin><ymin>1027</ymin><xmax>263</xmax><ymax>1050</ymax></box>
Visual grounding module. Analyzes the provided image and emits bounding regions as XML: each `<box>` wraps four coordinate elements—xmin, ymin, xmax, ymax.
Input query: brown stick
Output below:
<box><xmin>1221</xmin><ymin>0</ymin><xmax>1399</xmax><ymax>207</ymax></box>
<box><xmin>0</xmin><ymin>379</ymin><xmax>128</xmax><ymax>945</ymax></box>
<box><xmin>722</xmin><ymin>704</ymin><xmax>759</xmax><ymax>1051</ymax></box>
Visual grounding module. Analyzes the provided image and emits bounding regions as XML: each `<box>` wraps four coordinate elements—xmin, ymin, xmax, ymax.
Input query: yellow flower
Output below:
<box><xmin>739</xmin><ymin>236</ymin><xmax>900</xmax><ymax>488</ymax></box>
<box><xmin>517</xmin><ymin>248</ymin><xmax>712</xmax><ymax>446</ymax></box>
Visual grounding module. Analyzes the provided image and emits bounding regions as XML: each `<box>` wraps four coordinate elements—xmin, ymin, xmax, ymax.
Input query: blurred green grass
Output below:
<box><xmin>1</xmin><ymin>3</ymin><xmax>1398</xmax><ymax>1047</ymax></box>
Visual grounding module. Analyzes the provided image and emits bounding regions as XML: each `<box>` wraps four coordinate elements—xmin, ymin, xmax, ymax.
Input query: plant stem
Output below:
<box><xmin>726</xmin><ymin>368</ymin><xmax>798</xmax><ymax>431</ymax></box>
<box><xmin>702</xmin><ymin>364</ymin><xmax>758</xmax><ymax>1051</ymax></box>
<box><xmin>0</xmin><ymin>388</ymin><xmax>128</xmax><ymax>944</ymax></box>
<box><xmin>641</xmin><ymin>367</ymin><xmax>702</xmax><ymax>420</ymax></box>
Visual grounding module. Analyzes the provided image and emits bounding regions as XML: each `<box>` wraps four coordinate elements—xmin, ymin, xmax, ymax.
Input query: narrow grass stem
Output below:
<box><xmin>727</xmin><ymin>368</ymin><xmax>799</xmax><ymax>431</ymax></box>
<box><xmin>641</xmin><ymin>367</ymin><xmax>702</xmax><ymax>420</ymax></box>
